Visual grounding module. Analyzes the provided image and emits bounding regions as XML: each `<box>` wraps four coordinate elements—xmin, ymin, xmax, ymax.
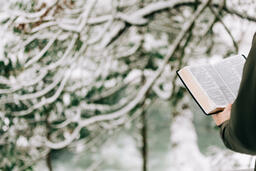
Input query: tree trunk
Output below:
<box><xmin>141</xmin><ymin>108</ymin><xmax>148</xmax><ymax>171</ymax></box>
<box><xmin>46</xmin><ymin>150</ymin><xmax>53</xmax><ymax>171</ymax></box>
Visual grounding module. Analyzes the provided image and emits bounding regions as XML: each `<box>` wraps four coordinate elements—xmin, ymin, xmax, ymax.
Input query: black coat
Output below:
<box><xmin>219</xmin><ymin>33</ymin><xmax>256</xmax><ymax>169</ymax></box>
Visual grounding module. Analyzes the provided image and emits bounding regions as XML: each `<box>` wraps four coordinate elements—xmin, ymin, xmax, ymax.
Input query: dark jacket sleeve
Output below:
<box><xmin>219</xmin><ymin>33</ymin><xmax>256</xmax><ymax>155</ymax></box>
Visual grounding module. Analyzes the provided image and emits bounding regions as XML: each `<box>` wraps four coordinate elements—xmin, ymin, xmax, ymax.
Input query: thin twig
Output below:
<box><xmin>209</xmin><ymin>6</ymin><xmax>238</xmax><ymax>53</ymax></box>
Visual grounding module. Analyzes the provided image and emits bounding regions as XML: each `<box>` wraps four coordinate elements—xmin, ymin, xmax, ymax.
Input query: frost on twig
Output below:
<box><xmin>1</xmin><ymin>0</ymin><xmax>256</xmax><ymax>170</ymax></box>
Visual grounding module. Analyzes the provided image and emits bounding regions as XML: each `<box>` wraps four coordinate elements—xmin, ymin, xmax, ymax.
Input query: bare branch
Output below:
<box><xmin>209</xmin><ymin>6</ymin><xmax>239</xmax><ymax>53</ymax></box>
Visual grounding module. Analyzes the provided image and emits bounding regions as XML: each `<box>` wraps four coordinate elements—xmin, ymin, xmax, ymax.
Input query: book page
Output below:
<box><xmin>189</xmin><ymin>65</ymin><xmax>228</xmax><ymax>106</ymax></box>
<box><xmin>188</xmin><ymin>55</ymin><xmax>245</xmax><ymax>107</ymax></box>
<box><xmin>212</xmin><ymin>55</ymin><xmax>245</xmax><ymax>103</ymax></box>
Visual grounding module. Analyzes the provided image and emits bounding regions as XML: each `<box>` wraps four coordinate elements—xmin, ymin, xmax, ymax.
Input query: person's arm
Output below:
<box><xmin>213</xmin><ymin>33</ymin><xmax>256</xmax><ymax>154</ymax></box>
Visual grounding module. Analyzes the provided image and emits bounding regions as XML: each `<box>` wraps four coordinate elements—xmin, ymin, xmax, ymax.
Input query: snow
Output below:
<box><xmin>167</xmin><ymin>96</ymin><xmax>254</xmax><ymax>171</ymax></box>
<box><xmin>101</xmin><ymin>135</ymin><xmax>142</xmax><ymax>170</ymax></box>
<box><xmin>104</xmin><ymin>79</ymin><xmax>117</xmax><ymax>88</ymax></box>
<box><xmin>168</xmin><ymin>100</ymin><xmax>211</xmax><ymax>171</ymax></box>
<box><xmin>4</xmin><ymin>117</ymin><xmax>10</xmax><ymax>125</ymax></box>
<box><xmin>63</xmin><ymin>93</ymin><xmax>71</xmax><ymax>106</ymax></box>
<box><xmin>17</xmin><ymin>136</ymin><xmax>29</xmax><ymax>147</ymax></box>
<box><xmin>1</xmin><ymin>0</ymin><xmax>256</xmax><ymax>170</ymax></box>
<box><xmin>124</xmin><ymin>69</ymin><xmax>142</xmax><ymax>83</ymax></box>
<box><xmin>143</xmin><ymin>33</ymin><xmax>168</xmax><ymax>51</ymax></box>
<box><xmin>0</xmin><ymin>27</ymin><xmax>17</xmax><ymax>63</ymax></box>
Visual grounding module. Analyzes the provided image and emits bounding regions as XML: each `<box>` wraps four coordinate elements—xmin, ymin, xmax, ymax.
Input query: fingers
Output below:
<box><xmin>212</xmin><ymin>104</ymin><xmax>232</xmax><ymax>126</ymax></box>
<box><xmin>224</xmin><ymin>104</ymin><xmax>232</xmax><ymax>112</ymax></box>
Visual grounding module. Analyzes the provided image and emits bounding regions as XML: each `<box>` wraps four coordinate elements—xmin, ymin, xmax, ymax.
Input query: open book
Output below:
<box><xmin>177</xmin><ymin>55</ymin><xmax>246</xmax><ymax>115</ymax></box>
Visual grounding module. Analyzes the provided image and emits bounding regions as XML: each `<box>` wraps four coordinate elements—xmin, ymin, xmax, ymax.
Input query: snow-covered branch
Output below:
<box><xmin>1</xmin><ymin>0</ymin><xmax>255</xmax><ymax>169</ymax></box>
<box><xmin>24</xmin><ymin>30</ymin><xmax>61</xmax><ymax>68</ymax></box>
<box><xmin>43</xmin><ymin>0</ymin><xmax>211</xmax><ymax>150</ymax></box>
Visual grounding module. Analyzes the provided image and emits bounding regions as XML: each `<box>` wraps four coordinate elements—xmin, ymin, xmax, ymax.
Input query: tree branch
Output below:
<box><xmin>44</xmin><ymin>0</ymin><xmax>210</xmax><ymax>149</ymax></box>
<box><xmin>209</xmin><ymin>6</ymin><xmax>239</xmax><ymax>53</ymax></box>
<box><xmin>24</xmin><ymin>30</ymin><xmax>61</xmax><ymax>68</ymax></box>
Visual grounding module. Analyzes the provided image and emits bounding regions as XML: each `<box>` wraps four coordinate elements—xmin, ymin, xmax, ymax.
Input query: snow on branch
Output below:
<box><xmin>58</xmin><ymin>0</ymin><xmax>97</xmax><ymax>32</ymax></box>
<box><xmin>116</xmin><ymin>0</ymin><xmax>192</xmax><ymax>25</ymax></box>
<box><xmin>24</xmin><ymin>30</ymin><xmax>61</xmax><ymax>68</ymax></box>
<box><xmin>173</xmin><ymin>1</ymin><xmax>256</xmax><ymax>23</ymax></box>
<box><xmin>44</xmin><ymin>0</ymin><xmax>211</xmax><ymax>149</ymax></box>
<box><xmin>2</xmin><ymin>1</ymin><xmax>255</xmax><ymax>168</ymax></box>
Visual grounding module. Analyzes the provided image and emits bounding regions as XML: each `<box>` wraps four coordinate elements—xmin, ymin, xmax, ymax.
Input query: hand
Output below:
<box><xmin>212</xmin><ymin>104</ymin><xmax>232</xmax><ymax>126</ymax></box>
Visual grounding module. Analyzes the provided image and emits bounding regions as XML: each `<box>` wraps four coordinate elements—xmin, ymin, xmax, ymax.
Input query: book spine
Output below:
<box><xmin>176</xmin><ymin>69</ymin><xmax>210</xmax><ymax>115</ymax></box>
